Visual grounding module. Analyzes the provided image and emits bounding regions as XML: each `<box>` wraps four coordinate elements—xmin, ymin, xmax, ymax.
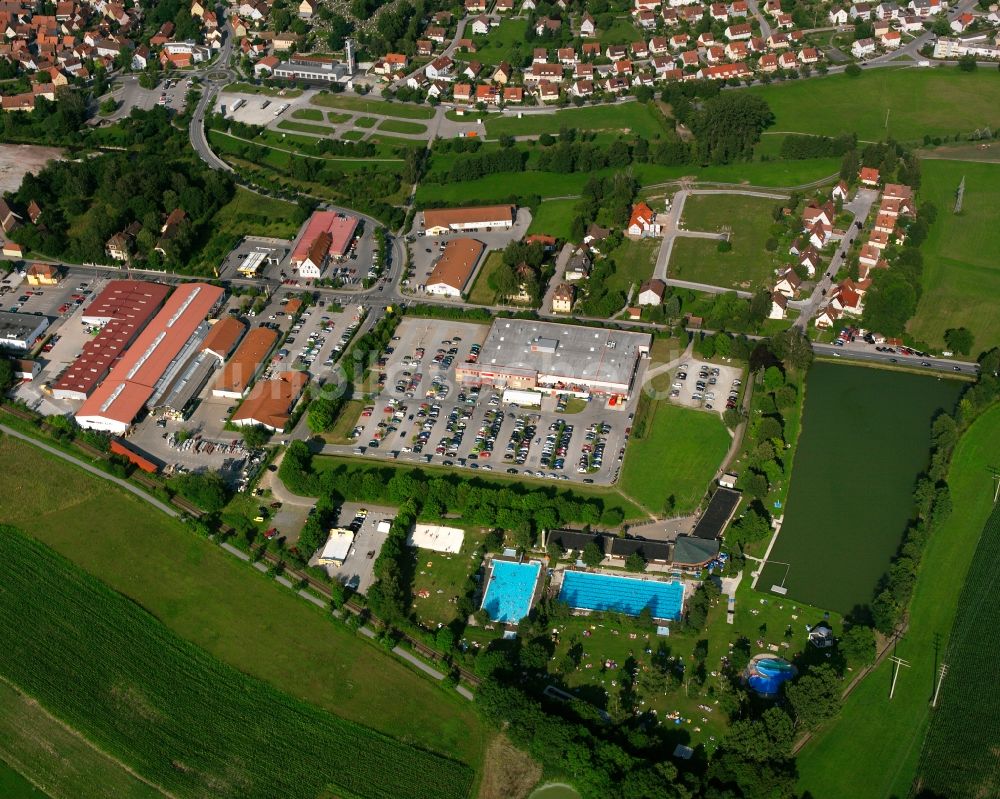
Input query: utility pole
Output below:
<box><xmin>932</xmin><ymin>663</ymin><xmax>949</xmax><ymax>708</ymax></box>
<box><xmin>989</xmin><ymin>467</ymin><xmax>1000</xmax><ymax>503</ymax></box>
<box><xmin>889</xmin><ymin>655</ymin><xmax>910</xmax><ymax>700</ymax></box>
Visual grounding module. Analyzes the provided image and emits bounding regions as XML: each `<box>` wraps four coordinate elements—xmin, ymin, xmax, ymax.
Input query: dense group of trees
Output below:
<box><xmin>690</xmin><ymin>94</ymin><xmax>774</xmax><ymax>164</ymax></box>
<box><xmin>8</xmin><ymin>108</ymin><xmax>234</xmax><ymax>270</ymax></box>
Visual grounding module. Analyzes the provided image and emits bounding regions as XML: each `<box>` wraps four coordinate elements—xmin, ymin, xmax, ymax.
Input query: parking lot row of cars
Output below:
<box><xmin>670</xmin><ymin>363</ymin><xmax>742</xmax><ymax>411</ymax></box>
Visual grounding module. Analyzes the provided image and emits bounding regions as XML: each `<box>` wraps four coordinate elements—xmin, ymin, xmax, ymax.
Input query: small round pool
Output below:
<box><xmin>529</xmin><ymin>783</ymin><xmax>582</xmax><ymax>799</ymax></box>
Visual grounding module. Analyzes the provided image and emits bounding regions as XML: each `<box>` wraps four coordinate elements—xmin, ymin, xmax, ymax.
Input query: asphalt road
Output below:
<box><xmin>812</xmin><ymin>343</ymin><xmax>979</xmax><ymax>375</ymax></box>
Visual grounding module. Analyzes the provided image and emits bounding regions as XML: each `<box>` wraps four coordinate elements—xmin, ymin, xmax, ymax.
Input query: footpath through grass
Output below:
<box><xmin>908</xmin><ymin>158</ymin><xmax>1000</xmax><ymax>350</ymax></box>
<box><xmin>0</xmin><ymin>527</ymin><xmax>474</xmax><ymax>799</ymax></box>
<box><xmin>747</xmin><ymin>68</ymin><xmax>1000</xmax><ymax>142</ymax></box>
<box><xmin>620</xmin><ymin>400</ymin><xmax>730</xmax><ymax>515</ymax></box>
<box><xmin>796</xmin><ymin>403</ymin><xmax>1000</xmax><ymax>799</ymax></box>
<box><xmin>0</xmin><ymin>436</ymin><xmax>487</xmax><ymax>771</ymax></box>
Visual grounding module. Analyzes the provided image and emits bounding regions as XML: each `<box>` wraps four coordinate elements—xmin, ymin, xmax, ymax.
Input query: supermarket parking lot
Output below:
<box><xmin>663</xmin><ymin>359</ymin><xmax>744</xmax><ymax>415</ymax></box>
<box><xmin>332</xmin><ymin>317</ymin><xmax>637</xmax><ymax>485</ymax></box>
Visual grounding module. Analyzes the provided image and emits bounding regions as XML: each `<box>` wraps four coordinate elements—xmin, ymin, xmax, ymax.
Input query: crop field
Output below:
<box><xmin>620</xmin><ymin>400</ymin><xmax>730</xmax><ymax>514</ymax></box>
<box><xmin>747</xmin><ymin>69</ymin><xmax>1000</xmax><ymax>142</ymax></box>
<box><xmin>669</xmin><ymin>193</ymin><xmax>782</xmax><ymax>289</ymax></box>
<box><xmin>0</xmin><ymin>527</ymin><xmax>473</xmax><ymax>799</ymax></box>
<box><xmin>757</xmin><ymin>363</ymin><xmax>961</xmax><ymax>613</ymax></box>
<box><xmin>914</xmin><ymin>503</ymin><xmax>1000</xmax><ymax>798</ymax></box>
<box><xmin>797</xmin><ymin>403</ymin><xmax>1000</xmax><ymax>799</ymax></box>
<box><xmin>0</xmin><ymin>680</ymin><xmax>163</xmax><ymax>799</ymax></box>
<box><xmin>0</xmin><ymin>437</ymin><xmax>486</xmax><ymax>769</ymax></box>
<box><xmin>908</xmin><ymin>158</ymin><xmax>1000</xmax><ymax>350</ymax></box>
<box><xmin>310</xmin><ymin>93</ymin><xmax>436</xmax><ymax>120</ymax></box>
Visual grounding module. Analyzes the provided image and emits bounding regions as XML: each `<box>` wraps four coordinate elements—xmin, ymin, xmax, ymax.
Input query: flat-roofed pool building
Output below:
<box><xmin>74</xmin><ymin>283</ymin><xmax>224</xmax><ymax>434</ymax></box>
<box><xmin>52</xmin><ymin>280</ymin><xmax>171</xmax><ymax>400</ymax></box>
<box><xmin>456</xmin><ymin>318</ymin><xmax>651</xmax><ymax>399</ymax></box>
<box><xmin>0</xmin><ymin>310</ymin><xmax>48</xmax><ymax>351</ymax></box>
<box><xmin>230</xmin><ymin>370</ymin><xmax>309</xmax><ymax>432</ymax></box>
<box><xmin>422</xmin><ymin>205</ymin><xmax>515</xmax><ymax>235</ymax></box>
<box><xmin>212</xmin><ymin>326</ymin><xmax>279</xmax><ymax>399</ymax></box>
<box><xmin>425</xmin><ymin>238</ymin><xmax>485</xmax><ymax>298</ymax></box>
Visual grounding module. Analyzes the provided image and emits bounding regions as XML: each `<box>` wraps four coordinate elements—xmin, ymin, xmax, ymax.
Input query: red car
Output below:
<box><xmin>264</xmin><ymin>527</ymin><xmax>278</xmax><ymax>540</ymax></box>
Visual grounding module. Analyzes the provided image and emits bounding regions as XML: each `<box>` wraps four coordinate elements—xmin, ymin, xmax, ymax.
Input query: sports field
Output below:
<box><xmin>908</xmin><ymin>158</ymin><xmax>1000</xmax><ymax>351</ymax></box>
<box><xmin>669</xmin><ymin>193</ymin><xmax>782</xmax><ymax>289</ymax></box>
<box><xmin>748</xmin><ymin>69</ymin><xmax>1000</xmax><ymax>142</ymax></box>
<box><xmin>756</xmin><ymin>363</ymin><xmax>962</xmax><ymax>612</ymax></box>
<box><xmin>620</xmin><ymin>400</ymin><xmax>730</xmax><ymax>515</ymax></box>
<box><xmin>0</xmin><ymin>527</ymin><xmax>473</xmax><ymax>799</ymax></box>
<box><xmin>914</xmin><ymin>504</ymin><xmax>1000</xmax><ymax>797</ymax></box>
<box><xmin>0</xmin><ymin>436</ymin><xmax>486</xmax><ymax>769</ymax></box>
<box><xmin>797</xmin><ymin>402</ymin><xmax>1000</xmax><ymax>799</ymax></box>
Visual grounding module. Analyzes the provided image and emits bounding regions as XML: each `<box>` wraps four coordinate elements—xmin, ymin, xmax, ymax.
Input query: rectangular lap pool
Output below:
<box><xmin>559</xmin><ymin>571</ymin><xmax>684</xmax><ymax>620</ymax></box>
<box><xmin>481</xmin><ymin>560</ymin><xmax>542</xmax><ymax>623</ymax></box>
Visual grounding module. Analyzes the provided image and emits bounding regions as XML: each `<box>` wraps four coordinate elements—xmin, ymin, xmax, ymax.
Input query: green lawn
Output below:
<box><xmin>620</xmin><ymin>401</ymin><xmax>730</xmax><ymax>515</ymax></box>
<box><xmin>341</xmin><ymin>130</ymin><xmax>365</xmax><ymax>141</ymax></box>
<box><xmin>0</xmin><ymin>436</ymin><xmax>487</xmax><ymax>770</ymax></box>
<box><xmin>485</xmin><ymin>103</ymin><xmax>668</xmax><ymax>140</ymax></box>
<box><xmin>275</xmin><ymin>119</ymin><xmax>332</xmax><ymax>136</ymax></box>
<box><xmin>354</xmin><ymin>116</ymin><xmax>378</xmax><ymax>128</ymax></box>
<box><xmin>411</xmin><ymin>528</ymin><xmax>486</xmax><ymax>628</ymax></box>
<box><xmin>377</xmin><ymin>118</ymin><xmax>428</xmax><ymax>135</ymax></box>
<box><xmin>323</xmin><ymin>399</ymin><xmax>366</xmax><ymax>444</ymax></box>
<box><xmin>223</xmin><ymin>82</ymin><xmax>302</xmax><ymax>97</ymax></box>
<box><xmin>310</xmin><ymin>455</ymin><xmax>647</xmax><ymax>521</ymax></box>
<box><xmin>669</xmin><ymin>193</ymin><xmax>784</xmax><ymax>290</ymax></box>
<box><xmin>796</xmin><ymin>402</ymin><xmax>1000</xmax><ymax>799</ymax></box>
<box><xmin>0</xmin><ymin>682</ymin><xmax>160</xmax><ymax>799</ymax></box>
<box><xmin>747</xmin><ymin>69</ymin><xmax>1000</xmax><ymax>142</ymax></box>
<box><xmin>467</xmin><ymin>250</ymin><xmax>505</xmax><ymax>305</ymax></box>
<box><xmin>455</xmin><ymin>18</ymin><xmax>528</xmax><ymax>66</ymax></box>
<box><xmin>605</xmin><ymin>237</ymin><xmax>659</xmax><ymax>296</ymax></box>
<box><xmin>758</xmin><ymin>363</ymin><xmax>962</xmax><ymax>613</ymax></box>
<box><xmin>908</xmin><ymin>158</ymin><xmax>1000</xmax><ymax>351</ymax></box>
<box><xmin>528</xmin><ymin>199</ymin><xmax>579</xmax><ymax>240</ymax></box>
<box><xmin>210</xmin><ymin>186</ymin><xmax>302</xmax><ymax>239</ymax></box>
<box><xmin>291</xmin><ymin>107</ymin><xmax>323</xmax><ymax>121</ymax></box>
<box><xmin>327</xmin><ymin>111</ymin><xmax>352</xmax><ymax>124</ymax></box>
<box><xmin>311</xmin><ymin>93</ymin><xmax>435</xmax><ymax>119</ymax></box>
<box><xmin>598</xmin><ymin>16</ymin><xmax>644</xmax><ymax>45</ymax></box>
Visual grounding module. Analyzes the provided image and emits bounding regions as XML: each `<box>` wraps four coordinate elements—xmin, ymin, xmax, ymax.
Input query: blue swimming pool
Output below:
<box><xmin>482</xmin><ymin>560</ymin><xmax>541</xmax><ymax>623</ymax></box>
<box><xmin>559</xmin><ymin>571</ymin><xmax>684</xmax><ymax>620</ymax></box>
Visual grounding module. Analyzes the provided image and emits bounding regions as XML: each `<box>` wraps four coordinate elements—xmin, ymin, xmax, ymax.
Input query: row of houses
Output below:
<box><xmin>816</xmin><ymin>177</ymin><xmax>915</xmax><ymax>329</ymax></box>
<box><xmin>829</xmin><ymin>0</ymin><xmax>945</xmax><ymax>24</ymax></box>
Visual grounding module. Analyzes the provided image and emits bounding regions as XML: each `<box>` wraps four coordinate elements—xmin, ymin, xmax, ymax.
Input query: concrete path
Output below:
<box><xmin>0</xmin><ymin>424</ymin><xmax>180</xmax><ymax>518</ymax></box>
<box><xmin>748</xmin><ymin>0</ymin><xmax>772</xmax><ymax>39</ymax></box>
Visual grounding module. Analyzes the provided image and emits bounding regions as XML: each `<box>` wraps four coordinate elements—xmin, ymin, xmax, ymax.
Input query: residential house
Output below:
<box><xmin>850</xmin><ymin>1</ymin><xmax>872</xmax><ymax>18</ymax></box>
<box><xmin>711</xmin><ymin>2</ymin><xmax>729</xmax><ymax>20</ymax></box>
<box><xmin>471</xmin><ymin>15</ymin><xmax>490</xmax><ymax>34</ymax></box>
<box><xmin>453</xmin><ymin>83</ymin><xmax>472</xmax><ymax>102</ymax></box>
<box><xmin>155</xmin><ymin>209</ymin><xmax>186</xmax><ymax>256</ymax></box>
<box><xmin>725</xmin><ymin>22</ymin><xmax>752</xmax><ymax>39</ymax></box>
<box><xmin>637</xmin><ymin>10</ymin><xmax>657</xmax><ymax>27</ymax></box>
<box><xmin>859</xmin><ymin>166</ymin><xmax>880</xmax><ymax>186</ymax></box>
<box><xmin>650</xmin><ymin>35</ymin><xmax>670</xmax><ymax>54</ymax></box>
<box><xmin>731</xmin><ymin>0</ymin><xmax>749</xmax><ymax>14</ymax></box>
<box><xmin>606</xmin><ymin>44</ymin><xmax>629</xmax><ymax>60</ymax></box>
<box><xmin>492</xmin><ymin>61</ymin><xmax>512</xmax><ymax>83</ymax></box>
<box><xmin>638</xmin><ymin>278</ymin><xmax>667</xmax><ymax>305</ymax></box>
<box><xmin>580</xmin><ymin>13</ymin><xmax>596</xmax><ymax>35</ymax></box>
<box><xmin>558</xmin><ymin>46</ymin><xmax>577</xmax><ymax>65</ymax></box>
<box><xmin>627</xmin><ymin>202</ymin><xmax>661</xmax><ymax>237</ymax></box>
<box><xmin>253</xmin><ymin>55</ymin><xmax>278</xmax><ymax>77</ymax></box>
<box><xmin>829</xmin><ymin>7</ymin><xmax>849</xmax><ymax>24</ymax></box>
<box><xmin>798</xmin><ymin>245</ymin><xmax>820</xmax><ymax>276</ymax></box>
<box><xmin>535</xmin><ymin>17</ymin><xmax>561</xmax><ymax>35</ymax></box>
<box><xmin>759</xmin><ymin>53</ymin><xmax>779</xmax><ymax>71</ymax></box>
<box><xmin>564</xmin><ymin>248</ymin><xmax>592</xmax><ymax>280</ymax></box>
<box><xmin>832</xmin><ymin>180</ymin><xmax>850</xmax><ymax>201</ymax></box>
<box><xmin>0</xmin><ymin>200</ymin><xmax>21</xmax><ymax>233</ymax></box>
<box><xmin>298</xmin><ymin>0</ymin><xmax>314</xmax><ymax>17</ymax></box>
<box><xmin>774</xmin><ymin>267</ymin><xmax>801</xmax><ymax>297</ymax></box>
<box><xmin>551</xmin><ymin>282</ymin><xmax>575</xmax><ymax>313</ymax></box>
<box><xmin>880</xmin><ymin>30</ymin><xmax>901</xmax><ymax>48</ymax></box>
<box><xmin>631</xmin><ymin>40</ymin><xmax>649</xmax><ymax>58</ymax></box>
<box><xmin>875</xmin><ymin>1</ymin><xmax>900</xmax><ymax>18</ymax></box>
<box><xmin>815</xmin><ymin>305</ymin><xmax>842</xmax><ymax>329</ymax></box>
<box><xmin>802</xmin><ymin>200</ymin><xmax>835</xmax><ymax>229</ymax></box>
<box><xmin>571</xmin><ymin>78</ymin><xmax>594</xmax><ymax>97</ymax></box>
<box><xmin>496</xmin><ymin>0</ymin><xmax>514</xmax><ymax>11</ymax></box>
<box><xmin>105</xmin><ymin>221</ymin><xmax>141</xmax><ymax>262</ymax></box>
<box><xmin>425</xmin><ymin>55</ymin><xmax>454</xmax><ymax>80</ymax></box>
<box><xmin>909</xmin><ymin>0</ymin><xmax>942</xmax><ymax>16</ymax></box>
<box><xmin>527</xmin><ymin>62</ymin><xmax>563</xmax><ymax>83</ymax></box>
<box><xmin>26</xmin><ymin>262</ymin><xmax>60</xmax><ymax>285</ymax></box>
<box><xmin>769</xmin><ymin>291</ymin><xmax>787</xmax><ymax>319</ymax></box>
<box><xmin>538</xmin><ymin>80</ymin><xmax>560</xmax><ymax>102</ymax></box>
<box><xmin>851</xmin><ymin>37</ymin><xmax>876</xmax><ymax>57</ymax></box>
<box><xmin>799</xmin><ymin>47</ymin><xmax>820</xmax><ymax>63</ymax></box>
<box><xmin>777</xmin><ymin>51</ymin><xmax>798</xmax><ymax>69</ymax></box>
<box><xmin>503</xmin><ymin>86</ymin><xmax>523</xmax><ymax>103</ymax></box>
<box><xmin>465</xmin><ymin>0</ymin><xmax>486</xmax><ymax>11</ymax></box>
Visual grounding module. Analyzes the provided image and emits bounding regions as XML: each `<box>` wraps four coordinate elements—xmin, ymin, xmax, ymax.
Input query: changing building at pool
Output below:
<box><xmin>455</xmin><ymin>319</ymin><xmax>651</xmax><ymax>399</ymax></box>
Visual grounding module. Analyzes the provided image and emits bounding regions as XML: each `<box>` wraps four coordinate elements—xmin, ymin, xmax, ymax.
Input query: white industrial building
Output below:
<box><xmin>317</xmin><ymin>528</ymin><xmax>355</xmax><ymax>566</ymax></box>
<box><xmin>0</xmin><ymin>311</ymin><xmax>48</xmax><ymax>351</ymax></box>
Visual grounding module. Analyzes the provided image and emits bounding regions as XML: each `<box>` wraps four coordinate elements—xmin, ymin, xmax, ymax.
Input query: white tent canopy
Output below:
<box><xmin>407</xmin><ymin>524</ymin><xmax>465</xmax><ymax>554</ymax></box>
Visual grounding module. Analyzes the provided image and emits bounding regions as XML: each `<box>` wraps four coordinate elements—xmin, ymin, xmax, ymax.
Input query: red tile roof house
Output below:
<box><xmin>627</xmin><ymin>202</ymin><xmax>662</xmax><ymax>237</ymax></box>
<box><xmin>859</xmin><ymin>166</ymin><xmax>880</xmax><ymax>186</ymax></box>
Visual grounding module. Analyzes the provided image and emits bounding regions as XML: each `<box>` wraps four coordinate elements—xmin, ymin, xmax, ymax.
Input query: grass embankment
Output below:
<box><xmin>670</xmin><ymin>193</ymin><xmax>784</xmax><ymax>289</ymax></box>
<box><xmin>908</xmin><ymin>158</ymin><xmax>1000</xmax><ymax>351</ymax></box>
<box><xmin>796</xmin><ymin>403</ymin><xmax>1000</xmax><ymax>799</ymax></box>
<box><xmin>485</xmin><ymin>103</ymin><xmax>668</xmax><ymax>140</ymax></box>
<box><xmin>758</xmin><ymin>363</ymin><xmax>962</xmax><ymax>613</ymax></box>
<box><xmin>223</xmin><ymin>82</ymin><xmax>302</xmax><ymax>98</ymax></box>
<box><xmin>0</xmin><ymin>436</ymin><xmax>487</xmax><ymax>771</ymax></box>
<box><xmin>311</xmin><ymin>92</ymin><xmax>435</xmax><ymax>120</ymax></box>
<box><xmin>0</xmin><ymin>527</ymin><xmax>474</xmax><ymax>799</ymax></box>
<box><xmin>467</xmin><ymin>250</ymin><xmax>506</xmax><ymax>306</ymax></box>
<box><xmin>748</xmin><ymin>68</ymin><xmax>1000</xmax><ymax>142</ymax></box>
<box><xmin>620</xmin><ymin>399</ymin><xmax>730</xmax><ymax>515</ymax></box>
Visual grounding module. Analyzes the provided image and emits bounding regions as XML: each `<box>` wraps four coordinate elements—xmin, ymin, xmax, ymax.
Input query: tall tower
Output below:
<box><xmin>345</xmin><ymin>38</ymin><xmax>356</xmax><ymax>74</ymax></box>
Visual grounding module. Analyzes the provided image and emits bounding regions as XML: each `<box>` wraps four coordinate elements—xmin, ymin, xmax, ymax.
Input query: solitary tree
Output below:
<box><xmin>944</xmin><ymin>326</ymin><xmax>974</xmax><ymax>356</ymax></box>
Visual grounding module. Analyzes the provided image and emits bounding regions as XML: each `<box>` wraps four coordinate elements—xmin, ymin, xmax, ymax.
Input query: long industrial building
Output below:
<box><xmin>74</xmin><ymin>283</ymin><xmax>224</xmax><ymax>434</ymax></box>
<box><xmin>455</xmin><ymin>319</ymin><xmax>651</xmax><ymax>399</ymax></box>
<box><xmin>52</xmin><ymin>280</ymin><xmax>171</xmax><ymax>400</ymax></box>
<box><xmin>422</xmin><ymin>205</ymin><xmax>515</xmax><ymax>236</ymax></box>
<box><xmin>212</xmin><ymin>326</ymin><xmax>279</xmax><ymax>399</ymax></box>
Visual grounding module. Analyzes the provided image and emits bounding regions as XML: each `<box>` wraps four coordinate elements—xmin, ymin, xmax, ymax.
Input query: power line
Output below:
<box><xmin>932</xmin><ymin>663</ymin><xmax>949</xmax><ymax>708</ymax></box>
<box><xmin>889</xmin><ymin>655</ymin><xmax>910</xmax><ymax>700</ymax></box>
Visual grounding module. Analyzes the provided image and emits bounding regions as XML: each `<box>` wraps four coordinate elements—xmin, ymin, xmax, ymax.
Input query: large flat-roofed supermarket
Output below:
<box><xmin>456</xmin><ymin>319</ymin><xmax>651</xmax><ymax>398</ymax></box>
